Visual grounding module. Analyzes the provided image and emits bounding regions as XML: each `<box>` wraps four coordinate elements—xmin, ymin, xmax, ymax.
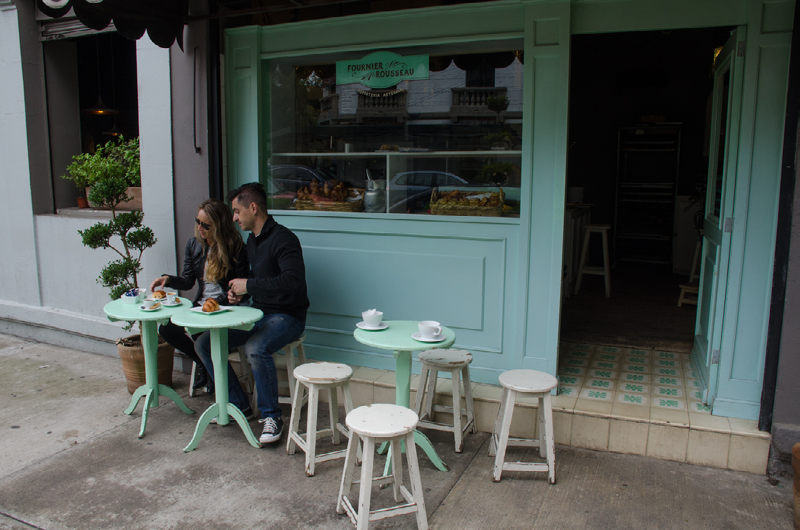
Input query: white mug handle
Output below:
<box><xmin>434</xmin><ymin>326</ymin><xmax>442</xmax><ymax>336</ymax></box>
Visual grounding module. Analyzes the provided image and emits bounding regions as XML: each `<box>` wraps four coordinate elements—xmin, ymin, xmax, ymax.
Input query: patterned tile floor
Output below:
<box><xmin>558</xmin><ymin>341</ymin><xmax>711</xmax><ymax>415</ymax></box>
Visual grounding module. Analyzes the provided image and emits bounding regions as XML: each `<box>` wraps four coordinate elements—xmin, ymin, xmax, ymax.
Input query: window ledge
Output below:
<box><xmin>53</xmin><ymin>207</ymin><xmax>114</xmax><ymax>219</ymax></box>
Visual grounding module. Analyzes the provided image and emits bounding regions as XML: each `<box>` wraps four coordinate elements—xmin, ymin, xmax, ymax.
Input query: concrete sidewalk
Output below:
<box><xmin>0</xmin><ymin>334</ymin><xmax>793</xmax><ymax>530</ymax></box>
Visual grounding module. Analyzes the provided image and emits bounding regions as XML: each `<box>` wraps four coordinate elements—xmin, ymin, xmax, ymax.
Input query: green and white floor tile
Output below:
<box><xmin>559</xmin><ymin>340</ymin><xmax>706</xmax><ymax>418</ymax></box>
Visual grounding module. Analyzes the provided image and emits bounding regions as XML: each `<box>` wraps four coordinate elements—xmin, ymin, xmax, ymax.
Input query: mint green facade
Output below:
<box><xmin>224</xmin><ymin>0</ymin><xmax>794</xmax><ymax>420</ymax></box>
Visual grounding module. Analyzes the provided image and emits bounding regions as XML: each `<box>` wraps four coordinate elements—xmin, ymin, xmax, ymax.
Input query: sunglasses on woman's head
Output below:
<box><xmin>195</xmin><ymin>218</ymin><xmax>211</xmax><ymax>230</ymax></box>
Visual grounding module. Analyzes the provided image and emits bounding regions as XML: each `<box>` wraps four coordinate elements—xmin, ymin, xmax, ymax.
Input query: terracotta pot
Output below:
<box><xmin>116</xmin><ymin>334</ymin><xmax>175</xmax><ymax>394</ymax></box>
<box><xmin>85</xmin><ymin>186</ymin><xmax>143</xmax><ymax>211</ymax></box>
<box><xmin>76</xmin><ymin>196</ymin><xmax>89</xmax><ymax>208</ymax></box>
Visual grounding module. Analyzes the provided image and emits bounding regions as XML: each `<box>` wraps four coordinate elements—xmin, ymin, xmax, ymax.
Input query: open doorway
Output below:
<box><xmin>560</xmin><ymin>27</ymin><xmax>734</xmax><ymax>353</ymax></box>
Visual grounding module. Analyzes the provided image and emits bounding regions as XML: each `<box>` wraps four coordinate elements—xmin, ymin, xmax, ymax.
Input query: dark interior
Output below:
<box><xmin>560</xmin><ymin>27</ymin><xmax>734</xmax><ymax>351</ymax></box>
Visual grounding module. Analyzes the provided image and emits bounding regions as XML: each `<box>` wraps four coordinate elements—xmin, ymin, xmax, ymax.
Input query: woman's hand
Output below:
<box><xmin>150</xmin><ymin>275</ymin><xmax>168</xmax><ymax>292</ymax></box>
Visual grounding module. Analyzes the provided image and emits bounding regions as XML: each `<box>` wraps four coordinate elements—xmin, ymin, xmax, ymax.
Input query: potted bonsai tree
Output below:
<box><xmin>77</xmin><ymin>142</ymin><xmax>174</xmax><ymax>393</ymax></box>
<box><xmin>61</xmin><ymin>137</ymin><xmax>142</xmax><ymax>211</ymax></box>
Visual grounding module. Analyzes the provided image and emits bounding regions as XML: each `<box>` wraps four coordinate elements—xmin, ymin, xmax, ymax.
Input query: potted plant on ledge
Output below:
<box><xmin>61</xmin><ymin>137</ymin><xmax>142</xmax><ymax>211</ymax></box>
<box><xmin>76</xmin><ymin>144</ymin><xmax>174</xmax><ymax>393</ymax></box>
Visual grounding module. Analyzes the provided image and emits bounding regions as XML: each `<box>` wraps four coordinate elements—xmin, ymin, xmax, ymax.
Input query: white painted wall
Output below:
<box><xmin>0</xmin><ymin>16</ymin><xmax>176</xmax><ymax>352</ymax></box>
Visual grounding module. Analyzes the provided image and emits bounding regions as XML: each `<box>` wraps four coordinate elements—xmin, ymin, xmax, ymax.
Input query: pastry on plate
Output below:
<box><xmin>202</xmin><ymin>299</ymin><xmax>220</xmax><ymax>312</ymax></box>
<box><xmin>152</xmin><ymin>290</ymin><xmax>167</xmax><ymax>299</ymax></box>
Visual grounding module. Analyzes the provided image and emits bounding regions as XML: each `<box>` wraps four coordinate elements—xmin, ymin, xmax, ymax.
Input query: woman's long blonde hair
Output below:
<box><xmin>196</xmin><ymin>199</ymin><xmax>244</xmax><ymax>283</ymax></box>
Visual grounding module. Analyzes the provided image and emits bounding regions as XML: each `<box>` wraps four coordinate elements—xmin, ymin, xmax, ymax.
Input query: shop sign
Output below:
<box><xmin>336</xmin><ymin>51</ymin><xmax>429</xmax><ymax>89</ymax></box>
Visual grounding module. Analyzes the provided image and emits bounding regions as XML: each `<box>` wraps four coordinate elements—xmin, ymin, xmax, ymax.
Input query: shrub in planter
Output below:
<box><xmin>61</xmin><ymin>137</ymin><xmax>141</xmax><ymax>210</ymax></box>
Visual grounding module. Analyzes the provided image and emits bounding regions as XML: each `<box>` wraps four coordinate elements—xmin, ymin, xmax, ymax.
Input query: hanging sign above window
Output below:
<box><xmin>336</xmin><ymin>51</ymin><xmax>429</xmax><ymax>89</ymax></box>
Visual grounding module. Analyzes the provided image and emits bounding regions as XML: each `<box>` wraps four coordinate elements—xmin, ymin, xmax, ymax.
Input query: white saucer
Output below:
<box><xmin>356</xmin><ymin>321</ymin><xmax>388</xmax><ymax>331</ymax></box>
<box><xmin>139</xmin><ymin>303</ymin><xmax>161</xmax><ymax>312</ymax></box>
<box><xmin>161</xmin><ymin>299</ymin><xmax>182</xmax><ymax>307</ymax></box>
<box><xmin>412</xmin><ymin>332</ymin><xmax>445</xmax><ymax>342</ymax></box>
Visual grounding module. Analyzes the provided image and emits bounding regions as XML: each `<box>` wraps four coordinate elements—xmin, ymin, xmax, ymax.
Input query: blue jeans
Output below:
<box><xmin>195</xmin><ymin>313</ymin><xmax>305</xmax><ymax>421</ymax></box>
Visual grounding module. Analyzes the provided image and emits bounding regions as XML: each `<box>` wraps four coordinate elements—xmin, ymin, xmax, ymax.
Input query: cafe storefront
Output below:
<box><xmin>222</xmin><ymin>0</ymin><xmax>792</xmax><ymax>427</ymax></box>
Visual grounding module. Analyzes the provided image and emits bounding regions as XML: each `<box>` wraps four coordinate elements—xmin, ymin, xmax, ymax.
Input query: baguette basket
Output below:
<box><xmin>430</xmin><ymin>188</ymin><xmax>504</xmax><ymax>217</ymax></box>
<box><xmin>294</xmin><ymin>188</ymin><xmax>365</xmax><ymax>212</ymax></box>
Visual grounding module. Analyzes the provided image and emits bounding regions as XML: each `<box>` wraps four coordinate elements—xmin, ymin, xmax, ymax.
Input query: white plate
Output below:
<box><xmin>356</xmin><ymin>321</ymin><xmax>388</xmax><ymax>331</ymax></box>
<box><xmin>412</xmin><ymin>332</ymin><xmax>445</xmax><ymax>342</ymax></box>
<box><xmin>189</xmin><ymin>306</ymin><xmax>231</xmax><ymax>315</ymax></box>
<box><xmin>139</xmin><ymin>303</ymin><xmax>161</xmax><ymax>312</ymax></box>
<box><xmin>161</xmin><ymin>298</ymin><xmax>182</xmax><ymax>307</ymax></box>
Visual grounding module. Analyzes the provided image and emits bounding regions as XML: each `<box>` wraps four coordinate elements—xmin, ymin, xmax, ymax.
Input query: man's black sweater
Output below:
<box><xmin>245</xmin><ymin>216</ymin><xmax>310</xmax><ymax>322</ymax></box>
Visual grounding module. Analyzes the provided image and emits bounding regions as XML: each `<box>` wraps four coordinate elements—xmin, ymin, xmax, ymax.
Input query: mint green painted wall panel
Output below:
<box><xmin>571</xmin><ymin>0</ymin><xmax>748</xmax><ymax>34</ymax></box>
<box><xmin>225</xmin><ymin>29</ymin><xmax>261</xmax><ymax>192</ymax></box>
<box><xmin>242</xmin><ymin>2</ymin><xmax>526</xmax><ymax>57</ymax></box>
<box><xmin>274</xmin><ymin>212</ymin><xmax>520</xmax><ymax>382</ymax></box>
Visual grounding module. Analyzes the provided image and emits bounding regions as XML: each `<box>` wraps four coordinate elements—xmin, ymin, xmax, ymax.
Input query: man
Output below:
<box><xmin>195</xmin><ymin>182</ymin><xmax>309</xmax><ymax>444</ymax></box>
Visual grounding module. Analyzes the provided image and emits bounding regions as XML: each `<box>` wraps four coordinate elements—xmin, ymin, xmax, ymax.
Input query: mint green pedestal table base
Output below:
<box><xmin>353</xmin><ymin>321</ymin><xmax>456</xmax><ymax>473</ymax></box>
<box><xmin>181</xmin><ymin>326</ymin><xmax>262</xmax><ymax>452</ymax></box>
<box><xmin>103</xmin><ymin>299</ymin><xmax>195</xmax><ymax>439</ymax></box>
<box><xmin>170</xmin><ymin>306</ymin><xmax>264</xmax><ymax>452</ymax></box>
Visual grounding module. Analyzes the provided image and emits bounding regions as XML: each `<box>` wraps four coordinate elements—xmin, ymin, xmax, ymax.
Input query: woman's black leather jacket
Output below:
<box><xmin>163</xmin><ymin>237</ymin><xmax>249</xmax><ymax>306</ymax></box>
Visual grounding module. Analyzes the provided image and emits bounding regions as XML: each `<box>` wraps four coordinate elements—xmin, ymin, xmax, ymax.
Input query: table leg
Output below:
<box><xmin>382</xmin><ymin>350</ymin><xmax>448</xmax><ymax>473</ymax></box>
<box><xmin>123</xmin><ymin>321</ymin><xmax>193</xmax><ymax>437</ymax></box>
<box><xmin>184</xmin><ymin>328</ymin><xmax>261</xmax><ymax>451</ymax></box>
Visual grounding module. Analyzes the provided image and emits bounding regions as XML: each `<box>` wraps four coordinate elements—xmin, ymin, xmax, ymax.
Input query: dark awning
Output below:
<box><xmin>37</xmin><ymin>0</ymin><xmax>189</xmax><ymax>50</ymax></box>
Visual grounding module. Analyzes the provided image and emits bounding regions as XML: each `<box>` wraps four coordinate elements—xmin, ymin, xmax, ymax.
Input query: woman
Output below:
<box><xmin>150</xmin><ymin>199</ymin><xmax>248</xmax><ymax>394</ymax></box>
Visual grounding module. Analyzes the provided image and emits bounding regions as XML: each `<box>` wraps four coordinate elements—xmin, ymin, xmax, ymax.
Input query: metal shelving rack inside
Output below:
<box><xmin>613</xmin><ymin>124</ymin><xmax>681</xmax><ymax>265</ymax></box>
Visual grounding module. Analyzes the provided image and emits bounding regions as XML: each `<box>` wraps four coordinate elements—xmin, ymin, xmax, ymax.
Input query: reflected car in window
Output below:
<box><xmin>269</xmin><ymin>165</ymin><xmax>338</xmax><ymax>193</ymax></box>
<box><xmin>388</xmin><ymin>171</ymin><xmax>469</xmax><ymax>213</ymax></box>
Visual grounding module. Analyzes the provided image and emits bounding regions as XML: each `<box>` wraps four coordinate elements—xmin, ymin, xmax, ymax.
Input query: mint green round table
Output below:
<box><xmin>103</xmin><ymin>298</ymin><xmax>195</xmax><ymax>438</ymax></box>
<box><xmin>354</xmin><ymin>320</ymin><xmax>456</xmax><ymax>472</ymax></box>
<box><xmin>170</xmin><ymin>305</ymin><xmax>263</xmax><ymax>452</ymax></box>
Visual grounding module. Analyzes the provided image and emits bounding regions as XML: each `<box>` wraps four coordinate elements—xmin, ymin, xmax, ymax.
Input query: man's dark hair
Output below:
<box><xmin>227</xmin><ymin>182</ymin><xmax>268</xmax><ymax>212</ymax></box>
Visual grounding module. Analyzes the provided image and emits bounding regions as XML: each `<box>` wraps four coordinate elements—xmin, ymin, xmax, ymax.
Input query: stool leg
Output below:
<box><xmin>492</xmin><ymin>388</ymin><xmax>516</xmax><ymax>482</ymax></box>
<box><xmin>189</xmin><ymin>361</ymin><xmax>197</xmax><ymax>397</ymax></box>
<box><xmin>285</xmin><ymin>345</ymin><xmax>297</xmax><ymax>406</ymax></box>
<box><xmin>342</xmin><ymin>384</ymin><xmax>362</xmax><ymax>463</ymax></box>
<box><xmin>489</xmin><ymin>387</ymin><xmax>509</xmax><ymax>457</ymax></box>
<box><xmin>329</xmin><ymin>385</ymin><xmax>341</xmax><ymax>445</ymax></box>
<box><xmin>424</xmin><ymin>368</ymin><xmax>438</xmax><ymax>422</ymax></box>
<box><xmin>543</xmin><ymin>392</ymin><xmax>556</xmax><ymax>485</ymax></box>
<box><xmin>286</xmin><ymin>378</ymin><xmax>304</xmax><ymax>456</ymax></box>
<box><xmin>337</xmin><ymin>431</ymin><xmax>361</xmax><ymax>515</ymax></box>
<box><xmin>357</xmin><ymin>437</ymin><xmax>375</xmax><ymax>530</ymax></box>
<box><xmin>414</xmin><ymin>365</ymin><xmax>429</xmax><ymax>419</ymax></box>
<box><xmin>451</xmin><ymin>369</ymin><xmax>463</xmax><ymax>453</ymax></box>
<box><xmin>462</xmin><ymin>365</ymin><xmax>476</xmax><ymax>434</ymax></box>
<box><xmin>389</xmin><ymin>437</ymin><xmax>404</xmax><ymax>503</ymax></box>
<box><xmin>305</xmin><ymin>384</ymin><xmax>319</xmax><ymax>477</ymax></box>
<box><xmin>405</xmin><ymin>431</ymin><xmax>429</xmax><ymax>530</ymax></box>
<box><xmin>537</xmin><ymin>395</ymin><xmax>546</xmax><ymax>458</ymax></box>
<box><xmin>574</xmin><ymin>228</ymin><xmax>591</xmax><ymax>295</ymax></box>
<box><xmin>601</xmin><ymin>228</ymin><xmax>611</xmax><ymax>298</ymax></box>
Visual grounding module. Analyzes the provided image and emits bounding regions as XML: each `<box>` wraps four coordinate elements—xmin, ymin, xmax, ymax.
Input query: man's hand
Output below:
<box><xmin>150</xmin><ymin>275</ymin><xmax>167</xmax><ymax>292</ymax></box>
<box><xmin>228</xmin><ymin>291</ymin><xmax>244</xmax><ymax>305</ymax></box>
<box><xmin>229</xmin><ymin>278</ymin><xmax>248</xmax><ymax>296</ymax></box>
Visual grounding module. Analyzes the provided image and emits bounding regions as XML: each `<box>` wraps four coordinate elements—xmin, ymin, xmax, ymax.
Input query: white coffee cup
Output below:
<box><xmin>166</xmin><ymin>292</ymin><xmax>177</xmax><ymax>304</ymax></box>
<box><xmin>362</xmin><ymin>310</ymin><xmax>383</xmax><ymax>327</ymax></box>
<box><xmin>418</xmin><ymin>320</ymin><xmax>442</xmax><ymax>339</ymax></box>
<box><xmin>143</xmin><ymin>298</ymin><xmax>156</xmax><ymax>309</ymax></box>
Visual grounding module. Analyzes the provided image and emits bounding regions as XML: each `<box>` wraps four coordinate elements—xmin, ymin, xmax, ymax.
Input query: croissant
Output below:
<box><xmin>152</xmin><ymin>290</ymin><xmax>167</xmax><ymax>299</ymax></box>
<box><xmin>202</xmin><ymin>299</ymin><xmax>220</xmax><ymax>312</ymax></box>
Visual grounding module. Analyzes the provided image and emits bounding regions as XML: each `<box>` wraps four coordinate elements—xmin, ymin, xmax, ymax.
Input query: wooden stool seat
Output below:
<box><xmin>414</xmin><ymin>349</ymin><xmax>476</xmax><ymax>452</ymax></box>
<box><xmin>287</xmin><ymin>362</ymin><xmax>355</xmax><ymax>477</ymax></box>
<box><xmin>337</xmin><ymin>404</ymin><xmax>428</xmax><ymax>530</ymax></box>
<box><xmin>489</xmin><ymin>369</ymin><xmax>558</xmax><ymax>484</ymax></box>
<box><xmin>678</xmin><ymin>282</ymin><xmax>699</xmax><ymax>307</ymax></box>
<box><xmin>574</xmin><ymin>224</ymin><xmax>611</xmax><ymax>297</ymax></box>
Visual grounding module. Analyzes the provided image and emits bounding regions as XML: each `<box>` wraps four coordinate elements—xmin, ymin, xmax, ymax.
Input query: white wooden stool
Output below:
<box><xmin>678</xmin><ymin>282</ymin><xmax>699</xmax><ymax>307</ymax></box>
<box><xmin>413</xmin><ymin>349</ymin><xmax>476</xmax><ymax>452</ymax></box>
<box><xmin>287</xmin><ymin>362</ymin><xmax>355</xmax><ymax>476</ymax></box>
<box><xmin>337</xmin><ymin>404</ymin><xmax>428</xmax><ymax>530</ymax></box>
<box><xmin>489</xmin><ymin>369</ymin><xmax>558</xmax><ymax>484</ymax></box>
<box><xmin>574</xmin><ymin>224</ymin><xmax>611</xmax><ymax>297</ymax></box>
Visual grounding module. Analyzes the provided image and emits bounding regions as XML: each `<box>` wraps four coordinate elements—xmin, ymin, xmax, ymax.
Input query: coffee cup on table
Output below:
<box><xmin>166</xmin><ymin>292</ymin><xmax>177</xmax><ymax>304</ymax></box>
<box><xmin>362</xmin><ymin>309</ymin><xmax>383</xmax><ymax>328</ymax></box>
<box><xmin>418</xmin><ymin>320</ymin><xmax>442</xmax><ymax>339</ymax></box>
<box><xmin>143</xmin><ymin>298</ymin><xmax>156</xmax><ymax>309</ymax></box>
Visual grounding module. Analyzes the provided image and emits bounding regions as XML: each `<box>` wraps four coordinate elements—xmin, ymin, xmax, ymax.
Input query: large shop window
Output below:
<box><xmin>265</xmin><ymin>39</ymin><xmax>523</xmax><ymax>217</ymax></box>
